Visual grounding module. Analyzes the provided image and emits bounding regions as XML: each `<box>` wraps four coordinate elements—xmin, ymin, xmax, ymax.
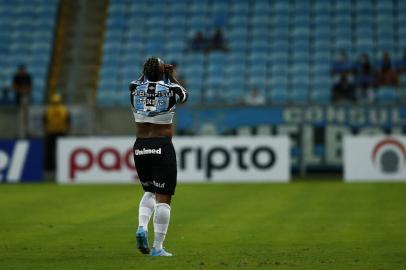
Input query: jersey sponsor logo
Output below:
<box><xmin>134</xmin><ymin>148</ymin><xmax>162</xmax><ymax>156</ymax></box>
<box><xmin>0</xmin><ymin>140</ymin><xmax>43</xmax><ymax>182</ymax></box>
<box><xmin>133</xmin><ymin>90</ymin><xmax>173</xmax><ymax>98</ymax></box>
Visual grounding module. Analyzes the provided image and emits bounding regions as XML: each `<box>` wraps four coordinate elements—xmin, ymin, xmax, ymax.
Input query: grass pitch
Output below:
<box><xmin>0</xmin><ymin>182</ymin><xmax>406</xmax><ymax>270</ymax></box>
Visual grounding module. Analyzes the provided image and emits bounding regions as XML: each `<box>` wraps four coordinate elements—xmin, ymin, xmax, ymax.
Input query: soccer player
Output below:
<box><xmin>129</xmin><ymin>57</ymin><xmax>188</xmax><ymax>256</ymax></box>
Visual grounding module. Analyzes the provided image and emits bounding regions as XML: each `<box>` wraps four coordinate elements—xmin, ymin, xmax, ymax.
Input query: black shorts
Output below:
<box><xmin>133</xmin><ymin>137</ymin><xmax>177</xmax><ymax>195</ymax></box>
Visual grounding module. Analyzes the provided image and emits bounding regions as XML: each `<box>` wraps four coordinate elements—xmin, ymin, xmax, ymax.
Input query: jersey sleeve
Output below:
<box><xmin>129</xmin><ymin>80</ymin><xmax>140</xmax><ymax>93</ymax></box>
<box><xmin>170</xmin><ymin>83</ymin><xmax>188</xmax><ymax>104</ymax></box>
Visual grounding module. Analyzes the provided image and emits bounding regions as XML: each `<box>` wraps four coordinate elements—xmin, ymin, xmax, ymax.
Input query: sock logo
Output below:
<box><xmin>135</xmin><ymin>148</ymin><xmax>162</xmax><ymax>155</ymax></box>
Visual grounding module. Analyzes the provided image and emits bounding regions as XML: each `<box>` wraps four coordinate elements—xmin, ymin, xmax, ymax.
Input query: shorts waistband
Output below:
<box><xmin>136</xmin><ymin>137</ymin><xmax>172</xmax><ymax>143</ymax></box>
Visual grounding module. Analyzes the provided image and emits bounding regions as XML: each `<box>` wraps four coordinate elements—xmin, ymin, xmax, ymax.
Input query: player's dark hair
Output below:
<box><xmin>143</xmin><ymin>57</ymin><xmax>164</xmax><ymax>81</ymax></box>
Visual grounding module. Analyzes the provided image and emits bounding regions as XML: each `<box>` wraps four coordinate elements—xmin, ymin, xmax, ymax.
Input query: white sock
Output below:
<box><xmin>153</xmin><ymin>203</ymin><xmax>171</xmax><ymax>250</ymax></box>
<box><xmin>138</xmin><ymin>192</ymin><xmax>156</xmax><ymax>231</ymax></box>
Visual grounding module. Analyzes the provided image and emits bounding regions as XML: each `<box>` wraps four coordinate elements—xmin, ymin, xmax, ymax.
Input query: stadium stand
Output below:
<box><xmin>0</xmin><ymin>0</ymin><xmax>59</xmax><ymax>104</ymax></box>
<box><xmin>97</xmin><ymin>0</ymin><xmax>405</xmax><ymax>106</ymax></box>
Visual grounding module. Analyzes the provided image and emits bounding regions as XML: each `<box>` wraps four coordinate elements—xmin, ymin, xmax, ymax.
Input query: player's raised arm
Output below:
<box><xmin>165</xmin><ymin>64</ymin><xmax>188</xmax><ymax>104</ymax></box>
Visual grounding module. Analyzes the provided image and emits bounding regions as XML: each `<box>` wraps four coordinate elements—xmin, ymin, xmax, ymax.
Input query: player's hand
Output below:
<box><xmin>164</xmin><ymin>64</ymin><xmax>174</xmax><ymax>78</ymax></box>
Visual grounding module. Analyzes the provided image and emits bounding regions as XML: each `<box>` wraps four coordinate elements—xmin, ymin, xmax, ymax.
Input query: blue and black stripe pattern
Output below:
<box><xmin>129</xmin><ymin>79</ymin><xmax>188</xmax><ymax>117</ymax></box>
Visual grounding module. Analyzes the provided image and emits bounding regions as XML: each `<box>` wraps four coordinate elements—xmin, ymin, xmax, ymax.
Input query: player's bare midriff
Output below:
<box><xmin>136</xmin><ymin>122</ymin><xmax>173</xmax><ymax>138</ymax></box>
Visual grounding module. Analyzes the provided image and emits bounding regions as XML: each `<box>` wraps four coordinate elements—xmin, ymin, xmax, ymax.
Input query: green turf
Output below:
<box><xmin>0</xmin><ymin>182</ymin><xmax>406</xmax><ymax>270</ymax></box>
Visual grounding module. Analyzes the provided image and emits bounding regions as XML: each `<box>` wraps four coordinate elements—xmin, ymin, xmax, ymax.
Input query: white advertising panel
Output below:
<box><xmin>344</xmin><ymin>136</ymin><xmax>406</xmax><ymax>182</ymax></box>
<box><xmin>57</xmin><ymin>137</ymin><xmax>137</xmax><ymax>184</ymax></box>
<box><xmin>57</xmin><ymin>136</ymin><xmax>290</xmax><ymax>183</ymax></box>
<box><xmin>173</xmin><ymin>137</ymin><xmax>290</xmax><ymax>182</ymax></box>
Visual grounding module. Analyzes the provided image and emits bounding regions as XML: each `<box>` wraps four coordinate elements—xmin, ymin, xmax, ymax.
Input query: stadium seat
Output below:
<box><xmin>94</xmin><ymin>0</ymin><xmax>406</xmax><ymax>107</ymax></box>
<box><xmin>311</xmin><ymin>89</ymin><xmax>331</xmax><ymax>104</ymax></box>
<box><xmin>0</xmin><ymin>0</ymin><xmax>59</xmax><ymax>104</ymax></box>
<box><xmin>375</xmin><ymin>87</ymin><xmax>399</xmax><ymax>104</ymax></box>
<box><xmin>289</xmin><ymin>89</ymin><xmax>309</xmax><ymax>104</ymax></box>
<box><xmin>269</xmin><ymin>89</ymin><xmax>288</xmax><ymax>104</ymax></box>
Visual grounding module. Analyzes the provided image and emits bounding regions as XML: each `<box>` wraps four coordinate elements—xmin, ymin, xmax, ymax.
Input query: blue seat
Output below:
<box><xmin>269</xmin><ymin>89</ymin><xmax>288</xmax><ymax>104</ymax></box>
<box><xmin>229</xmin><ymin>41</ymin><xmax>247</xmax><ymax>53</ymax></box>
<box><xmin>225</xmin><ymin>64</ymin><xmax>246</xmax><ymax>78</ymax></box>
<box><xmin>145</xmin><ymin>40</ymin><xmax>164</xmax><ymax>55</ymax></box>
<box><xmin>313</xmin><ymin>14</ymin><xmax>330</xmax><ymax>26</ymax></box>
<box><xmin>272</xmin><ymin>15</ymin><xmax>289</xmax><ymax>27</ymax></box>
<box><xmin>313</xmin><ymin>28</ymin><xmax>330</xmax><ymax>41</ymax></box>
<box><xmin>312</xmin><ymin>78</ymin><xmax>332</xmax><ymax>93</ymax></box>
<box><xmin>289</xmin><ymin>89</ymin><xmax>308</xmax><ymax>104</ymax></box>
<box><xmin>165</xmin><ymin>40</ymin><xmax>185</xmax><ymax>52</ymax></box>
<box><xmin>293</xmin><ymin>0</ymin><xmax>310</xmax><ymax>11</ymax></box>
<box><xmin>248</xmin><ymin>74</ymin><xmax>267</xmax><ymax>87</ymax></box>
<box><xmin>248</xmin><ymin>53</ymin><xmax>268</xmax><ymax>65</ymax></box>
<box><xmin>32</xmin><ymin>89</ymin><xmax>45</xmax><ymax>104</ymax></box>
<box><xmin>248</xmin><ymin>64</ymin><xmax>266</xmax><ymax>75</ymax></box>
<box><xmin>291</xmin><ymin>28</ymin><xmax>310</xmax><ymax>40</ymax></box>
<box><xmin>311</xmin><ymin>61</ymin><xmax>331</xmax><ymax>75</ymax></box>
<box><xmin>183</xmin><ymin>65</ymin><xmax>204</xmax><ymax>80</ymax></box>
<box><xmin>99</xmin><ymin>63</ymin><xmax>119</xmax><ymax>78</ymax></box>
<box><xmin>335</xmin><ymin>0</ymin><xmax>352</xmax><ymax>12</ymax></box>
<box><xmin>375</xmin><ymin>87</ymin><xmax>399</xmax><ymax>104</ymax></box>
<box><xmin>311</xmin><ymin>90</ymin><xmax>331</xmax><ymax>104</ymax></box>
<box><xmin>251</xmin><ymin>27</ymin><xmax>269</xmax><ymax>39</ymax></box>
<box><xmin>250</xmin><ymin>42</ymin><xmax>269</xmax><ymax>54</ymax></box>
<box><xmin>98</xmin><ymin>78</ymin><xmax>117</xmax><ymax>92</ymax></box>
<box><xmin>313</xmin><ymin>1</ymin><xmax>331</xmax><ymax>12</ymax></box>
<box><xmin>273</xmin><ymin>2</ymin><xmax>289</xmax><ymax>14</ymax></box>
<box><xmin>270</xmin><ymin>75</ymin><xmax>288</xmax><ymax>87</ymax></box>
<box><xmin>106</xmin><ymin>16</ymin><xmax>127</xmax><ymax>29</ymax></box>
<box><xmin>168</xmin><ymin>1</ymin><xmax>187</xmax><ymax>13</ymax></box>
<box><xmin>334</xmin><ymin>40</ymin><xmax>352</xmax><ymax>51</ymax></box>
<box><xmin>207</xmin><ymin>64</ymin><xmax>225</xmax><ymax>77</ymax></box>
<box><xmin>145</xmin><ymin>28</ymin><xmax>166</xmax><ymax>38</ymax></box>
<box><xmin>103</xmin><ymin>42</ymin><xmax>121</xmax><ymax>55</ymax></box>
<box><xmin>291</xmin><ymin>63</ymin><xmax>309</xmax><ymax>74</ymax></box>
<box><xmin>292</xmin><ymin>74</ymin><xmax>310</xmax><ymax>85</ymax></box>
<box><xmin>269</xmin><ymin>61</ymin><xmax>283</xmax><ymax>72</ymax></box>
<box><xmin>251</xmin><ymin>15</ymin><xmax>269</xmax><ymax>25</ymax></box>
<box><xmin>376</xmin><ymin>1</ymin><xmax>393</xmax><ymax>13</ymax></box>
<box><xmin>253</xmin><ymin>1</ymin><xmax>271</xmax><ymax>14</ymax></box>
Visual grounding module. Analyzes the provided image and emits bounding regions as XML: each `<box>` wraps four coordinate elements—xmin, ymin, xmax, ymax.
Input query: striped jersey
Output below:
<box><xmin>129</xmin><ymin>79</ymin><xmax>188</xmax><ymax>124</ymax></box>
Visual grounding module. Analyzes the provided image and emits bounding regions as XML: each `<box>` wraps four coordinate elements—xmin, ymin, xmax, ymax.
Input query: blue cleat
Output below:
<box><xmin>150</xmin><ymin>247</ymin><xmax>173</xmax><ymax>257</ymax></box>
<box><xmin>135</xmin><ymin>227</ymin><xmax>150</xmax><ymax>254</ymax></box>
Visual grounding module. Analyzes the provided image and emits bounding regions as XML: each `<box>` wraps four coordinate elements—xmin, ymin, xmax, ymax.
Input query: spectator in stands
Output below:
<box><xmin>12</xmin><ymin>64</ymin><xmax>32</xmax><ymax>138</ymax></box>
<box><xmin>331</xmin><ymin>50</ymin><xmax>352</xmax><ymax>77</ymax></box>
<box><xmin>376</xmin><ymin>51</ymin><xmax>399</xmax><ymax>88</ymax></box>
<box><xmin>245</xmin><ymin>87</ymin><xmax>266</xmax><ymax>106</ymax></box>
<box><xmin>332</xmin><ymin>74</ymin><xmax>356</xmax><ymax>103</ymax></box>
<box><xmin>210</xmin><ymin>28</ymin><xmax>228</xmax><ymax>51</ymax></box>
<box><xmin>189</xmin><ymin>31</ymin><xmax>208</xmax><ymax>52</ymax></box>
<box><xmin>43</xmin><ymin>93</ymin><xmax>70</xmax><ymax>173</ymax></box>
<box><xmin>353</xmin><ymin>54</ymin><xmax>375</xmax><ymax>101</ymax></box>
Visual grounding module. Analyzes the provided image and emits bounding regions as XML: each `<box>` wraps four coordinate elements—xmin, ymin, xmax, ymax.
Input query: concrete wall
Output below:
<box><xmin>94</xmin><ymin>107</ymin><xmax>135</xmax><ymax>135</ymax></box>
<box><xmin>0</xmin><ymin>106</ymin><xmax>156</xmax><ymax>138</ymax></box>
<box><xmin>0</xmin><ymin>106</ymin><xmax>19</xmax><ymax>138</ymax></box>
